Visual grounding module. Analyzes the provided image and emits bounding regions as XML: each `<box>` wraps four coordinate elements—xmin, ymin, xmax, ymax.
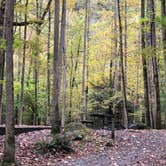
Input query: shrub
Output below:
<box><xmin>35</xmin><ymin>134</ymin><xmax>73</xmax><ymax>154</ymax></box>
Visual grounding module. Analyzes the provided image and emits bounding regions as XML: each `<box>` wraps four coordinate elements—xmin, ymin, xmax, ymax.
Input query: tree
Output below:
<box><xmin>82</xmin><ymin>0</ymin><xmax>89</xmax><ymax>121</ymax></box>
<box><xmin>141</xmin><ymin>0</ymin><xmax>150</xmax><ymax>126</ymax></box>
<box><xmin>161</xmin><ymin>0</ymin><xmax>166</xmax><ymax>83</ymax></box>
<box><xmin>124</xmin><ymin>0</ymin><xmax>127</xmax><ymax>85</ymax></box>
<box><xmin>149</xmin><ymin>0</ymin><xmax>161</xmax><ymax>129</ymax></box>
<box><xmin>117</xmin><ymin>0</ymin><xmax>128</xmax><ymax>128</ymax></box>
<box><xmin>46</xmin><ymin>8</ymin><xmax>51</xmax><ymax>125</ymax></box>
<box><xmin>3</xmin><ymin>0</ymin><xmax>15</xmax><ymax>163</ymax></box>
<box><xmin>60</xmin><ymin>0</ymin><xmax>67</xmax><ymax>130</ymax></box>
<box><xmin>0</xmin><ymin>0</ymin><xmax>5</xmax><ymax>124</ymax></box>
<box><xmin>51</xmin><ymin>0</ymin><xmax>60</xmax><ymax>134</ymax></box>
<box><xmin>19</xmin><ymin>0</ymin><xmax>28</xmax><ymax>125</ymax></box>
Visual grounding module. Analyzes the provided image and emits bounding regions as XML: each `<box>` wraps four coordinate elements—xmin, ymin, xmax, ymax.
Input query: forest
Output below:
<box><xmin>0</xmin><ymin>0</ymin><xmax>166</xmax><ymax>165</ymax></box>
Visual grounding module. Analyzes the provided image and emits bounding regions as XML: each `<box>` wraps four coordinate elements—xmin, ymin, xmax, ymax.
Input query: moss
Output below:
<box><xmin>65</xmin><ymin>122</ymin><xmax>90</xmax><ymax>141</ymax></box>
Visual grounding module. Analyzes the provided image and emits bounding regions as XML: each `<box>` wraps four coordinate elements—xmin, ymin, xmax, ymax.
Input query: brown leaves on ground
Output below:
<box><xmin>0</xmin><ymin>129</ymin><xmax>166</xmax><ymax>166</ymax></box>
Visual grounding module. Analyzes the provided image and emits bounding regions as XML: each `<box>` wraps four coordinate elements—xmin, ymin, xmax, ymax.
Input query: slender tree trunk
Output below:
<box><xmin>51</xmin><ymin>0</ymin><xmax>60</xmax><ymax>134</ymax></box>
<box><xmin>19</xmin><ymin>0</ymin><xmax>28</xmax><ymax>125</ymax></box>
<box><xmin>26</xmin><ymin>57</ymin><xmax>32</xmax><ymax>87</ymax></box>
<box><xmin>141</xmin><ymin>0</ymin><xmax>150</xmax><ymax>126</ymax></box>
<box><xmin>117</xmin><ymin>0</ymin><xmax>128</xmax><ymax>128</ymax></box>
<box><xmin>34</xmin><ymin>0</ymin><xmax>40</xmax><ymax>125</ymax></box>
<box><xmin>0</xmin><ymin>0</ymin><xmax>5</xmax><ymax>125</ymax></box>
<box><xmin>161</xmin><ymin>0</ymin><xmax>166</xmax><ymax>82</ymax></box>
<box><xmin>69</xmin><ymin>51</ymin><xmax>74</xmax><ymax>123</ymax></box>
<box><xmin>16</xmin><ymin>11</ymin><xmax>22</xmax><ymax>124</ymax></box>
<box><xmin>82</xmin><ymin>0</ymin><xmax>89</xmax><ymax>121</ymax></box>
<box><xmin>17</xmin><ymin>0</ymin><xmax>22</xmax><ymax>82</ymax></box>
<box><xmin>86</xmin><ymin>0</ymin><xmax>90</xmax><ymax>115</ymax></box>
<box><xmin>113</xmin><ymin>0</ymin><xmax>119</xmax><ymax>92</ymax></box>
<box><xmin>145</xmin><ymin>0</ymin><xmax>154</xmax><ymax>128</ymax></box>
<box><xmin>3</xmin><ymin>0</ymin><xmax>15</xmax><ymax>163</ymax></box>
<box><xmin>150</xmin><ymin>0</ymin><xmax>161</xmax><ymax>129</ymax></box>
<box><xmin>46</xmin><ymin>8</ymin><xmax>51</xmax><ymax>125</ymax></box>
<box><xmin>161</xmin><ymin>0</ymin><xmax>166</xmax><ymax>125</ymax></box>
<box><xmin>124</xmin><ymin>0</ymin><xmax>127</xmax><ymax>85</ymax></box>
<box><xmin>111</xmin><ymin>0</ymin><xmax>118</xmax><ymax>140</ymax></box>
<box><xmin>135</xmin><ymin>55</ymin><xmax>140</xmax><ymax>112</ymax></box>
<box><xmin>60</xmin><ymin>0</ymin><xmax>67</xmax><ymax>130</ymax></box>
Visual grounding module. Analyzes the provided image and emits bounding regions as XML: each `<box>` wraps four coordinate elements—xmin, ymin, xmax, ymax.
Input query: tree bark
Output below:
<box><xmin>51</xmin><ymin>0</ymin><xmax>60</xmax><ymax>134</ymax></box>
<box><xmin>117</xmin><ymin>0</ymin><xmax>128</xmax><ymax>128</ymax></box>
<box><xmin>46</xmin><ymin>8</ymin><xmax>51</xmax><ymax>125</ymax></box>
<box><xmin>82</xmin><ymin>0</ymin><xmax>89</xmax><ymax>121</ymax></box>
<box><xmin>19</xmin><ymin>0</ymin><xmax>28</xmax><ymax>125</ymax></box>
<box><xmin>113</xmin><ymin>0</ymin><xmax>119</xmax><ymax>92</ymax></box>
<box><xmin>3</xmin><ymin>0</ymin><xmax>15</xmax><ymax>163</ymax></box>
<box><xmin>141</xmin><ymin>0</ymin><xmax>150</xmax><ymax>126</ymax></box>
<box><xmin>161</xmin><ymin>0</ymin><xmax>166</xmax><ymax>83</ymax></box>
<box><xmin>34</xmin><ymin>0</ymin><xmax>40</xmax><ymax>125</ymax></box>
<box><xmin>124</xmin><ymin>0</ymin><xmax>127</xmax><ymax>85</ymax></box>
<box><xmin>60</xmin><ymin>0</ymin><xmax>67</xmax><ymax>130</ymax></box>
<box><xmin>0</xmin><ymin>0</ymin><xmax>5</xmax><ymax>125</ymax></box>
<box><xmin>150</xmin><ymin>0</ymin><xmax>161</xmax><ymax>129</ymax></box>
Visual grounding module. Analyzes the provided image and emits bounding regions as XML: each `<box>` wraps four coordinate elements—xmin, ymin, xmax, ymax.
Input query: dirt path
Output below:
<box><xmin>0</xmin><ymin>130</ymin><xmax>166</xmax><ymax>166</ymax></box>
<box><xmin>57</xmin><ymin>130</ymin><xmax>166</xmax><ymax>166</ymax></box>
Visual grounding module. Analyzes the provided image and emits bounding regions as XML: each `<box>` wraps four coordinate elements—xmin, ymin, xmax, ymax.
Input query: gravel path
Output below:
<box><xmin>57</xmin><ymin>130</ymin><xmax>166</xmax><ymax>166</ymax></box>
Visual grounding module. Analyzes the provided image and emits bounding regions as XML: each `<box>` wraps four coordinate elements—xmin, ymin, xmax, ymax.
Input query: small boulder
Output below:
<box><xmin>129</xmin><ymin>123</ymin><xmax>147</xmax><ymax>130</ymax></box>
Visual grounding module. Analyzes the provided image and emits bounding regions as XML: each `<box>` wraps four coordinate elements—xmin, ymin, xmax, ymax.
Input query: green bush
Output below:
<box><xmin>35</xmin><ymin>134</ymin><xmax>73</xmax><ymax>154</ymax></box>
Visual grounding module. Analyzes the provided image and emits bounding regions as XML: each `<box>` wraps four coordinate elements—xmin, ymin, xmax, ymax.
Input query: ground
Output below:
<box><xmin>0</xmin><ymin>129</ymin><xmax>166</xmax><ymax>166</ymax></box>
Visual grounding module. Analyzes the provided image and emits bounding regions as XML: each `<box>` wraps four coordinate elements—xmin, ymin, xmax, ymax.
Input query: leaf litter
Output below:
<box><xmin>0</xmin><ymin>129</ymin><xmax>165</xmax><ymax>166</ymax></box>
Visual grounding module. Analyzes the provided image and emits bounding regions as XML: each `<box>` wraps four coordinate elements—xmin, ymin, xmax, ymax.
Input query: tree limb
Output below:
<box><xmin>1</xmin><ymin>0</ymin><xmax>53</xmax><ymax>26</ymax></box>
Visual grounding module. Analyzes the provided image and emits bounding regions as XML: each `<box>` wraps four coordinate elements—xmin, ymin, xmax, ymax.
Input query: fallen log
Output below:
<box><xmin>0</xmin><ymin>125</ymin><xmax>51</xmax><ymax>135</ymax></box>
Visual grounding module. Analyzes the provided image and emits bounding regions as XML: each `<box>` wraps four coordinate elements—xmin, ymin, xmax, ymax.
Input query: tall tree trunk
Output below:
<box><xmin>150</xmin><ymin>0</ymin><xmax>161</xmax><ymax>129</ymax></box>
<box><xmin>161</xmin><ymin>0</ymin><xmax>166</xmax><ymax>82</ymax></box>
<box><xmin>111</xmin><ymin>0</ymin><xmax>118</xmax><ymax>140</ymax></box>
<box><xmin>124</xmin><ymin>0</ymin><xmax>127</xmax><ymax>85</ymax></box>
<box><xmin>51</xmin><ymin>0</ymin><xmax>60</xmax><ymax>134</ymax></box>
<box><xmin>141</xmin><ymin>0</ymin><xmax>150</xmax><ymax>126</ymax></box>
<box><xmin>135</xmin><ymin>53</ymin><xmax>140</xmax><ymax>112</ymax></box>
<box><xmin>3</xmin><ymin>0</ymin><xmax>15</xmax><ymax>163</ymax></box>
<box><xmin>46</xmin><ymin>8</ymin><xmax>51</xmax><ymax>125</ymax></box>
<box><xmin>117</xmin><ymin>0</ymin><xmax>128</xmax><ymax>128</ymax></box>
<box><xmin>19</xmin><ymin>0</ymin><xmax>28</xmax><ymax>125</ymax></box>
<box><xmin>16</xmin><ymin>11</ymin><xmax>22</xmax><ymax>125</ymax></box>
<box><xmin>86</xmin><ymin>0</ymin><xmax>90</xmax><ymax>115</ymax></box>
<box><xmin>34</xmin><ymin>0</ymin><xmax>40</xmax><ymax>125</ymax></box>
<box><xmin>145</xmin><ymin>0</ymin><xmax>154</xmax><ymax>128</ymax></box>
<box><xmin>60</xmin><ymin>0</ymin><xmax>67</xmax><ymax>130</ymax></box>
<box><xmin>161</xmin><ymin>0</ymin><xmax>166</xmax><ymax>125</ymax></box>
<box><xmin>113</xmin><ymin>0</ymin><xmax>119</xmax><ymax>92</ymax></box>
<box><xmin>82</xmin><ymin>0</ymin><xmax>89</xmax><ymax>121</ymax></box>
<box><xmin>0</xmin><ymin>0</ymin><xmax>5</xmax><ymax>125</ymax></box>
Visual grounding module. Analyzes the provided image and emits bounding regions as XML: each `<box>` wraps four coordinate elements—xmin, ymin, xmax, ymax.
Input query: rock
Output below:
<box><xmin>73</xmin><ymin>134</ymin><xmax>84</xmax><ymax>141</ymax></box>
<box><xmin>129</xmin><ymin>123</ymin><xmax>147</xmax><ymax>130</ymax></box>
<box><xmin>105</xmin><ymin>141</ymin><xmax>114</xmax><ymax>147</ymax></box>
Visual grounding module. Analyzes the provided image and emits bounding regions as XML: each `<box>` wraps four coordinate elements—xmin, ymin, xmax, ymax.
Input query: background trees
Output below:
<box><xmin>0</xmin><ymin>0</ymin><xmax>165</xmax><ymax>142</ymax></box>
